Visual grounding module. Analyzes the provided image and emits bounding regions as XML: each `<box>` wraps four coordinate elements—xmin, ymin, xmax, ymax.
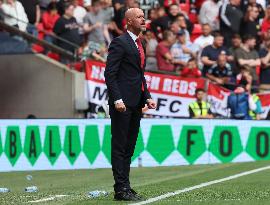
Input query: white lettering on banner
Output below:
<box><xmin>162</xmin><ymin>79</ymin><xmax>197</xmax><ymax>95</ymax></box>
<box><xmin>145</xmin><ymin>75</ymin><xmax>160</xmax><ymax>91</ymax></box>
<box><xmin>91</xmin><ymin>65</ymin><xmax>105</xmax><ymax>81</ymax></box>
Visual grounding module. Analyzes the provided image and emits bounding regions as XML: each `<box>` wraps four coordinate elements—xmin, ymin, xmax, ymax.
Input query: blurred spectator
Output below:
<box><xmin>42</xmin><ymin>2</ymin><xmax>60</xmax><ymax>44</ymax></box>
<box><xmin>201</xmin><ymin>32</ymin><xmax>230</xmax><ymax>75</ymax></box>
<box><xmin>145</xmin><ymin>8</ymin><xmax>157</xmax><ymax>27</ymax></box>
<box><xmin>242</xmin><ymin>0</ymin><xmax>265</xmax><ymax>21</ymax></box>
<box><xmin>227</xmin><ymin>86</ymin><xmax>256</xmax><ymax>120</ymax></box>
<box><xmin>194</xmin><ymin>23</ymin><xmax>214</xmax><ymax>70</ymax></box>
<box><xmin>156</xmin><ymin>6</ymin><xmax>165</xmax><ymax>18</ymax></box>
<box><xmin>0</xmin><ymin>9</ymin><xmax>31</xmax><ymax>54</ymax></box>
<box><xmin>72</xmin><ymin>0</ymin><xmax>87</xmax><ymax>36</ymax></box>
<box><xmin>144</xmin><ymin>30</ymin><xmax>158</xmax><ymax>70</ymax></box>
<box><xmin>82</xmin><ymin>41</ymin><xmax>107</xmax><ymax>62</ymax></box>
<box><xmin>1</xmin><ymin>0</ymin><xmax>29</xmax><ymax>32</ymax></box>
<box><xmin>181</xmin><ymin>58</ymin><xmax>202</xmax><ymax>78</ymax></box>
<box><xmin>236</xmin><ymin>69</ymin><xmax>253</xmax><ymax>91</ymax></box>
<box><xmin>259</xmin><ymin>40</ymin><xmax>270</xmax><ymax>91</ymax></box>
<box><xmin>156</xmin><ymin>30</ymin><xmax>176</xmax><ymax>72</ymax></box>
<box><xmin>194</xmin><ymin>23</ymin><xmax>214</xmax><ymax>51</ymax></box>
<box><xmin>249</xmin><ymin>93</ymin><xmax>263</xmax><ymax>120</ymax></box>
<box><xmin>229</xmin><ymin>34</ymin><xmax>242</xmax><ymax>75</ymax></box>
<box><xmin>113</xmin><ymin>0</ymin><xmax>136</xmax><ymax>31</ymax></box>
<box><xmin>102</xmin><ymin>0</ymin><xmax>123</xmax><ymax>38</ymax></box>
<box><xmin>240</xmin><ymin>6</ymin><xmax>260</xmax><ymax>43</ymax></box>
<box><xmin>151</xmin><ymin>4</ymin><xmax>193</xmax><ymax>39</ymax></box>
<box><xmin>220</xmin><ymin>0</ymin><xmax>243</xmax><ymax>47</ymax></box>
<box><xmin>18</xmin><ymin>0</ymin><xmax>40</xmax><ymax>37</ymax></box>
<box><xmin>189</xmin><ymin>88</ymin><xmax>213</xmax><ymax>119</ymax></box>
<box><xmin>171</xmin><ymin>29</ymin><xmax>198</xmax><ymax>68</ymax></box>
<box><xmin>170</xmin><ymin>19</ymin><xmax>190</xmax><ymax>42</ymax></box>
<box><xmin>57</xmin><ymin>0</ymin><xmax>71</xmax><ymax>16</ymax></box>
<box><xmin>169</xmin><ymin>20</ymin><xmax>180</xmax><ymax>35</ymax></box>
<box><xmin>261</xmin><ymin>5</ymin><xmax>270</xmax><ymax>36</ymax></box>
<box><xmin>229</xmin><ymin>34</ymin><xmax>242</xmax><ymax>58</ymax></box>
<box><xmin>83</xmin><ymin>0</ymin><xmax>107</xmax><ymax>45</ymax></box>
<box><xmin>234</xmin><ymin>35</ymin><xmax>261</xmax><ymax>85</ymax></box>
<box><xmin>39</xmin><ymin>0</ymin><xmax>53</xmax><ymax>11</ymax></box>
<box><xmin>199</xmin><ymin>0</ymin><xmax>220</xmax><ymax>31</ymax></box>
<box><xmin>176</xmin><ymin>14</ymin><xmax>191</xmax><ymax>41</ymax></box>
<box><xmin>206</xmin><ymin>53</ymin><xmax>233</xmax><ymax>86</ymax></box>
<box><xmin>53</xmin><ymin>3</ymin><xmax>81</xmax><ymax>54</ymax></box>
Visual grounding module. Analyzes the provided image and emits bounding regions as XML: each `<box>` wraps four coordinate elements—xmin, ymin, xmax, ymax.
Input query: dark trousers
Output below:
<box><xmin>109</xmin><ymin>105</ymin><xmax>142</xmax><ymax>192</ymax></box>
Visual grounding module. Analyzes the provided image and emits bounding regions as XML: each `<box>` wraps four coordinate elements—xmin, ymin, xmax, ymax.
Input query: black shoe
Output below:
<box><xmin>129</xmin><ymin>188</ymin><xmax>143</xmax><ymax>200</ymax></box>
<box><xmin>114</xmin><ymin>189</ymin><xmax>139</xmax><ymax>201</ymax></box>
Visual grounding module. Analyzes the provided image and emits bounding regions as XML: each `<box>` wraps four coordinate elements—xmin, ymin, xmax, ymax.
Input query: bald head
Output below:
<box><xmin>125</xmin><ymin>8</ymin><xmax>146</xmax><ymax>35</ymax></box>
<box><xmin>125</xmin><ymin>8</ymin><xmax>142</xmax><ymax>21</ymax></box>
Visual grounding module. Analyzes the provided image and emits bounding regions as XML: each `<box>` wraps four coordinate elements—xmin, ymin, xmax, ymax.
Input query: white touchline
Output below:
<box><xmin>130</xmin><ymin>165</ymin><xmax>270</xmax><ymax>205</ymax></box>
<box><xmin>28</xmin><ymin>195</ymin><xmax>68</xmax><ymax>203</ymax></box>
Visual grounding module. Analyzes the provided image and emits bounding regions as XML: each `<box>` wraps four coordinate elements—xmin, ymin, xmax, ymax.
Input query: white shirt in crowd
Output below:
<box><xmin>194</xmin><ymin>35</ymin><xmax>214</xmax><ymax>50</ymax></box>
<box><xmin>199</xmin><ymin>0</ymin><xmax>220</xmax><ymax>31</ymax></box>
<box><xmin>194</xmin><ymin>34</ymin><xmax>214</xmax><ymax>69</ymax></box>
<box><xmin>2</xmin><ymin>1</ymin><xmax>29</xmax><ymax>32</ymax></box>
<box><xmin>73</xmin><ymin>5</ymin><xmax>87</xmax><ymax>34</ymax></box>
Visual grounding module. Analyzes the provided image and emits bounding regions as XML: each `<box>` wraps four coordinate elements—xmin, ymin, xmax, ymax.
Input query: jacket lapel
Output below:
<box><xmin>125</xmin><ymin>32</ymin><xmax>141</xmax><ymax>68</ymax></box>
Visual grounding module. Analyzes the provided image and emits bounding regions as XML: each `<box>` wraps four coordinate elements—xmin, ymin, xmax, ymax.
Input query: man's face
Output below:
<box><xmin>177</xmin><ymin>16</ymin><xmax>186</xmax><ymax>28</ymax></box>
<box><xmin>251</xmin><ymin>7</ymin><xmax>259</xmax><ymax>19</ymax></box>
<box><xmin>202</xmin><ymin>25</ymin><xmax>211</xmax><ymax>36</ymax></box>
<box><xmin>169</xmin><ymin>5</ymin><xmax>180</xmax><ymax>17</ymax></box>
<box><xmin>128</xmin><ymin>9</ymin><xmax>146</xmax><ymax>32</ymax></box>
<box><xmin>167</xmin><ymin>33</ymin><xmax>176</xmax><ymax>45</ymax></box>
<box><xmin>178</xmin><ymin>34</ymin><xmax>186</xmax><ymax>44</ymax></box>
<box><xmin>170</xmin><ymin>22</ymin><xmax>180</xmax><ymax>34</ymax></box>
<box><xmin>65</xmin><ymin>5</ymin><xmax>75</xmax><ymax>17</ymax></box>
<box><xmin>187</xmin><ymin>61</ymin><xmax>196</xmax><ymax>69</ymax></box>
<box><xmin>93</xmin><ymin>3</ymin><xmax>101</xmax><ymax>13</ymax></box>
<box><xmin>126</xmin><ymin>0</ymin><xmax>135</xmax><ymax>8</ymax></box>
<box><xmin>232</xmin><ymin>37</ymin><xmax>241</xmax><ymax>47</ymax></box>
<box><xmin>247</xmin><ymin>38</ymin><xmax>256</xmax><ymax>49</ymax></box>
<box><xmin>214</xmin><ymin>36</ymin><xmax>224</xmax><ymax>47</ymax></box>
<box><xmin>218</xmin><ymin>54</ymin><xmax>227</xmax><ymax>68</ymax></box>
<box><xmin>196</xmin><ymin>91</ymin><xmax>205</xmax><ymax>101</ymax></box>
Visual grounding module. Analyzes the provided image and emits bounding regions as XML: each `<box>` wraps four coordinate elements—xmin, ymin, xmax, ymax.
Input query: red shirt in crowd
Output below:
<box><xmin>181</xmin><ymin>67</ymin><xmax>202</xmax><ymax>78</ymax></box>
<box><xmin>261</xmin><ymin>18</ymin><xmax>270</xmax><ymax>33</ymax></box>
<box><xmin>156</xmin><ymin>41</ymin><xmax>175</xmax><ymax>72</ymax></box>
<box><xmin>42</xmin><ymin>11</ymin><xmax>60</xmax><ymax>34</ymax></box>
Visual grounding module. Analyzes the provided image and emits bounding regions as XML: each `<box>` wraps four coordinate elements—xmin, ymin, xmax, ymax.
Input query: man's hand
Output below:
<box><xmin>115</xmin><ymin>102</ymin><xmax>126</xmax><ymax>112</ymax></box>
<box><xmin>147</xmin><ymin>99</ymin><xmax>157</xmax><ymax>109</ymax></box>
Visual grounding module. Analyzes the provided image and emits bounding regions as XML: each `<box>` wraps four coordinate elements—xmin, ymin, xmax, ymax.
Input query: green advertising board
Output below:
<box><xmin>0</xmin><ymin>119</ymin><xmax>269</xmax><ymax>171</ymax></box>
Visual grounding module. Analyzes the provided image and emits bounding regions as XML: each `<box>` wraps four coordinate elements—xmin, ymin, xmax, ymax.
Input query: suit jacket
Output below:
<box><xmin>104</xmin><ymin>32</ymin><xmax>151</xmax><ymax>108</ymax></box>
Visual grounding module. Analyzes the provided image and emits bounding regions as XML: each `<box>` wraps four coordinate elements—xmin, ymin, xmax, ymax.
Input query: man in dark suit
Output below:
<box><xmin>104</xmin><ymin>8</ymin><xmax>156</xmax><ymax>201</ymax></box>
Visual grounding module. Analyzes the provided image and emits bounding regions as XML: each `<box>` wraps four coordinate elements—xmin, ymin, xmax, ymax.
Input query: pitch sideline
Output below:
<box><xmin>130</xmin><ymin>164</ymin><xmax>270</xmax><ymax>205</ymax></box>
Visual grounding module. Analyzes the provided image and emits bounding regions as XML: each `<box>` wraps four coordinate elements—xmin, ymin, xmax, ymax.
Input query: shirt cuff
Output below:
<box><xmin>114</xmin><ymin>99</ymin><xmax>123</xmax><ymax>104</ymax></box>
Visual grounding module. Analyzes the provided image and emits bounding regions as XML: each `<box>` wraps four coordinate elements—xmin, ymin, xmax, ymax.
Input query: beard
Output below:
<box><xmin>140</xmin><ymin>26</ymin><xmax>146</xmax><ymax>32</ymax></box>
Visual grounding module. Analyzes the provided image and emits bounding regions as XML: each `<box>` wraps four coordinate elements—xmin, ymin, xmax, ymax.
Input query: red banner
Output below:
<box><xmin>85</xmin><ymin>60</ymin><xmax>270</xmax><ymax>118</ymax></box>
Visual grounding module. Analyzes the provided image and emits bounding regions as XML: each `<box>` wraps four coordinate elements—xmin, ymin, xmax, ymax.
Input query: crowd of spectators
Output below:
<box><xmin>1</xmin><ymin>0</ymin><xmax>270</xmax><ymax>117</ymax></box>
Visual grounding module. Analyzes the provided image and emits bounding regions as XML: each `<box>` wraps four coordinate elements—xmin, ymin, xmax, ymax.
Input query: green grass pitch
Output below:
<box><xmin>1</xmin><ymin>161</ymin><xmax>270</xmax><ymax>205</ymax></box>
